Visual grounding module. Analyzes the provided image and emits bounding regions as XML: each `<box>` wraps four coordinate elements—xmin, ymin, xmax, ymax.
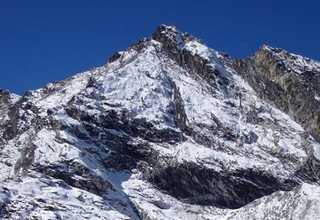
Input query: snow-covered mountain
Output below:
<box><xmin>1</xmin><ymin>24</ymin><xmax>320</xmax><ymax>220</ymax></box>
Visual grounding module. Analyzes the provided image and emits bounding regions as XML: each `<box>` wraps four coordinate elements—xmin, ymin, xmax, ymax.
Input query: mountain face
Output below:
<box><xmin>1</xmin><ymin>25</ymin><xmax>320</xmax><ymax>220</ymax></box>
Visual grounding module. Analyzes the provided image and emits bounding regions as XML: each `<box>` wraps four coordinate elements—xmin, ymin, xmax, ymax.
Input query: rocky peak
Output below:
<box><xmin>255</xmin><ymin>44</ymin><xmax>320</xmax><ymax>75</ymax></box>
<box><xmin>152</xmin><ymin>24</ymin><xmax>202</xmax><ymax>52</ymax></box>
<box><xmin>237</xmin><ymin>44</ymin><xmax>320</xmax><ymax>144</ymax></box>
<box><xmin>152</xmin><ymin>24</ymin><xmax>229</xmax><ymax>93</ymax></box>
<box><xmin>152</xmin><ymin>24</ymin><xmax>182</xmax><ymax>47</ymax></box>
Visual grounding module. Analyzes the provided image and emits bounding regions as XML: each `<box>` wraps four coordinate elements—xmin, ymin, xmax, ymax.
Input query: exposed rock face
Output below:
<box><xmin>149</xmin><ymin>162</ymin><xmax>297</xmax><ymax>209</ymax></box>
<box><xmin>0</xmin><ymin>25</ymin><xmax>320</xmax><ymax>219</ymax></box>
<box><xmin>235</xmin><ymin>46</ymin><xmax>320</xmax><ymax>143</ymax></box>
<box><xmin>0</xmin><ymin>90</ymin><xmax>20</xmax><ymax>145</ymax></box>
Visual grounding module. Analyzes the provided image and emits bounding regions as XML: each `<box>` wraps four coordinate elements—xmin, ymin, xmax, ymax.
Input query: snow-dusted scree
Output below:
<box><xmin>1</xmin><ymin>25</ymin><xmax>320</xmax><ymax>219</ymax></box>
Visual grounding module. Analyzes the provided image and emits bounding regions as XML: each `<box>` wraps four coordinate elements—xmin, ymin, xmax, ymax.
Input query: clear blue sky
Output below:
<box><xmin>1</xmin><ymin>0</ymin><xmax>319</xmax><ymax>95</ymax></box>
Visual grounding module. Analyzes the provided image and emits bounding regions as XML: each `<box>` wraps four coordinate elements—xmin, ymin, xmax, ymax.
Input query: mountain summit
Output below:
<box><xmin>1</xmin><ymin>25</ymin><xmax>320</xmax><ymax>219</ymax></box>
